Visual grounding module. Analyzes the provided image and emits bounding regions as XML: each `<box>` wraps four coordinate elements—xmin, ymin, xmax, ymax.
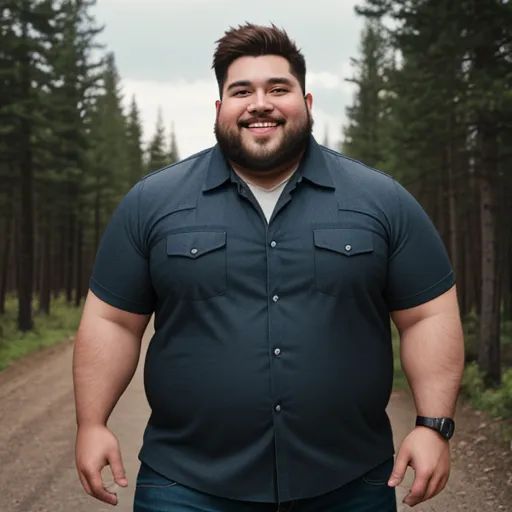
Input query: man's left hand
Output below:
<box><xmin>388</xmin><ymin>426</ymin><xmax>451</xmax><ymax>507</ymax></box>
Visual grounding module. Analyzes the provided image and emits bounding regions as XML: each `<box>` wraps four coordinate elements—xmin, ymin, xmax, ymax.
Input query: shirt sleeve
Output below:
<box><xmin>89</xmin><ymin>180</ymin><xmax>155</xmax><ymax>314</ymax></box>
<box><xmin>383</xmin><ymin>179</ymin><xmax>456</xmax><ymax>311</ymax></box>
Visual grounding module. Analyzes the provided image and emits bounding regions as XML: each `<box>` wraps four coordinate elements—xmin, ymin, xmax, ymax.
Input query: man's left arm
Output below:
<box><xmin>388</xmin><ymin>285</ymin><xmax>465</xmax><ymax>507</ymax></box>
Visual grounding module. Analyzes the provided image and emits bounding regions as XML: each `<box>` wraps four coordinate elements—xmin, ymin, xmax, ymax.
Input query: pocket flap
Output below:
<box><xmin>313</xmin><ymin>228</ymin><xmax>373</xmax><ymax>256</ymax></box>
<box><xmin>167</xmin><ymin>231</ymin><xmax>226</xmax><ymax>259</ymax></box>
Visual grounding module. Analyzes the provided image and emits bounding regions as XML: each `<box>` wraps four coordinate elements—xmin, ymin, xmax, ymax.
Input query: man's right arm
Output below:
<box><xmin>73</xmin><ymin>289</ymin><xmax>151</xmax><ymax>505</ymax></box>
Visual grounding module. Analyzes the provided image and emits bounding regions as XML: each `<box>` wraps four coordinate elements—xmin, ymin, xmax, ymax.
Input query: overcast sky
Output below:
<box><xmin>92</xmin><ymin>0</ymin><xmax>365</xmax><ymax>159</ymax></box>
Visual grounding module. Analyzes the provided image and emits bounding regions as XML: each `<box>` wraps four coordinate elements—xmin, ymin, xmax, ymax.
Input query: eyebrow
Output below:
<box><xmin>226</xmin><ymin>77</ymin><xmax>295</xmax><ymax>92</ymax></box>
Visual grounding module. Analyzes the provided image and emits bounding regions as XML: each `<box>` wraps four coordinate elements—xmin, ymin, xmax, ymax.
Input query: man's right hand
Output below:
<box><xmin>75</xmin><ymin>424</ymin><xmax>128</xmax><ymax>506</ymax></box>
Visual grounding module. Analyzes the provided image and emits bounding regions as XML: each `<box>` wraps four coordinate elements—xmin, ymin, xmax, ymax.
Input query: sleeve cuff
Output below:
<box><xmin>387</xmin><ymin>271</ymin><xmax>456</xmax><ymax>311</ymax></box>
<box><xmin>89</xmin><ymin>278</ymin><xmax>154</xmax><ymax>315</ymax></box>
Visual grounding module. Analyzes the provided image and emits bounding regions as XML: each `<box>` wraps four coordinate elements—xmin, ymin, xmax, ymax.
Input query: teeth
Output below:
<box><xmin>248</xmin><ymin>122</ymin><xmax>278</xmax><ymax>128</ymax></box>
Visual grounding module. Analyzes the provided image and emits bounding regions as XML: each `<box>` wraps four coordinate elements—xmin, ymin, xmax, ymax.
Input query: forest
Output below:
<box><xmin>0</xmin><ymin>0</ymin><xmax>178</xmax><ymax>364</ymax></box>
<box><xmin>341</xmin><ymin>0</ymin><xmax>512</xmax><ymax>420</ymax></box>
<box><xmin>1</xmin><ymin>0</ymin><xmax>511</xmax><ymax>421</ymax></box>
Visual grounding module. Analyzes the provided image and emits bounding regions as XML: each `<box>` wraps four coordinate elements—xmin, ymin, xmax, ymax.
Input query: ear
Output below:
<box><xmin>304</xmin><ymin>93</ymin><xmax>313</xmax><ymax>111</ymax></box>
<box><xmin>215</xmin><ymin>100</ymin><xmax>222</xmax><ymax>115</ymax></box>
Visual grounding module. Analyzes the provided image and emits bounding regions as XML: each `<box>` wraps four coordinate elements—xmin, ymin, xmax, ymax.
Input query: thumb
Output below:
<box><xmin>108</xmin><ymin>448</ymin><xmax>128</xmax><ymax>487</ymax></box>
<box><xmin>388</xmin><ymin>450</ymin><xmax>410</xmax><ymax>487</ymax></box>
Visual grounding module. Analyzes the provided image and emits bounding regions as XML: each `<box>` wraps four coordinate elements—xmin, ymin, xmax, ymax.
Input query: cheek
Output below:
<box><xmin>218</xmin><ymin>102</ymin><xmax>244</xmax><ymax>125</ymax></box>
<box><xmin>278</xmin><ymin>99</ymin><xmax>308</xmax><ymax>121</ymax></box>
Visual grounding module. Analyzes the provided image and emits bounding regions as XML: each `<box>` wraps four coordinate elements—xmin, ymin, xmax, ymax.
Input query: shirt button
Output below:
<box><xmin>274</xmin><ymin>348</ymin><xmax>281</xmax><ymax>356</ymax></box>
<box><xmin>270</xmin><ymin>240</ymin><xmax>277</xmax><ymax>248</ymax></box>
<box><xmin>272</xmin><ymin>295</ymin><xmax>279</xmax><ymax>302</ymax></box>
<box><xmin>190</xmin><ymin>248</ymin><xmax>198</xmax><ymax>255</ymax></box>
<box><xmin>345</xmin><ymin>244</ymin><xmax>352</xmax><ymax>251</ymax></box>
<box><xmin>275</xmin><ymin>405</ymin><xmax>281</xmax><ymax>412</ymax></box>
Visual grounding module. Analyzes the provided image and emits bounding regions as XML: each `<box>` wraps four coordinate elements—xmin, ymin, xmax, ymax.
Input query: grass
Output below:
<box><xmin>0</xmin><ymin>294</ymin><xmax>83</xmax><ymax>371</ymax></box>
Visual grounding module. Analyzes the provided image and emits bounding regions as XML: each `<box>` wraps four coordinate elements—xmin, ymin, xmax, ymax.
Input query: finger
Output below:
<box><xmin>403</xmin><ymin>469</ymin><xmax>431</xmax><ymax>507</ymax></box>
<box><xmin>78</xmin><ymin>469</ymin><xmax>93</xmax><ymax>496</ymax></box>
<box><xmin>82</xmin><ymin>467</ymin><xmax>118</xmax><ymax>505</ymax></box>
<box><xmin>423</xmin><ymin>472</ymin><xmax>443</xmax><ymax>501</ymax></box>
<box><xmin>427</xmin><ymin>470</ymin><xmax>450</xmax><ymax>501</ymax></box>
<box><xmin>388</xmin><ymin>451</ymin><xmax>410</xmax><ymax>487</ymax></box>
<box><xmin>108</xmin><ymin>448</ymin><xmax>128</xmax><ymax>487</ymax></box>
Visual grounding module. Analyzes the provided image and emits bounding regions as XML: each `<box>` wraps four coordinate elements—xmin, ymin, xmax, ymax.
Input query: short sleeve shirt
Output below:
<box><xmin>90</xmin><ymin>136</ymin><xmax>455</xmax><ymax>503</ymax></box>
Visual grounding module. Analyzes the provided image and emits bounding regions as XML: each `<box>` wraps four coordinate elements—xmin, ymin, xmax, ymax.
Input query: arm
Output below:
<box><xmin>73</xmin><ymin>289</ymin><xmax>151</xmax><ymax>427</ymax></box>
<box><xmin>388</xmin><ymin>285</ymin><xmax>465</xmax><ymax>507</ymax></box>
<box><xmin>391</xmin><ymin>285</ymin><xmax>465</xmax><ymax>418</ymax></box>
<box><xmin>73</xmin><ymin>290</ymin><xmax>151</xmax><ymax>505</ymax></box>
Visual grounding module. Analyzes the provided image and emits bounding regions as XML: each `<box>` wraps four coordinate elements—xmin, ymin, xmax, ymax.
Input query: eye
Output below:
<box><xmin>233</xmin><ymin>90</ymin><xmax>250</xmax><ymax>97</ymax></box>
<box><xmin>271</xmin><ymin>88</ymin><xmax>288</xmax><ymax>94</ymax></box>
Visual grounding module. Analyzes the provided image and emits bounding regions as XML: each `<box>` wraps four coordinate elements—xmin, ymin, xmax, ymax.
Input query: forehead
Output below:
<box><xmin>225</xmin><ymin>55</ymin><xmax>298</xmax><ymax>87</ymax></box>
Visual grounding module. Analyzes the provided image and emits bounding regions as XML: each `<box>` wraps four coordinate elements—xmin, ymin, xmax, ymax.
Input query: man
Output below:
<box><xmin>73</xmin><ymin>23</ymin><xmax>465</xmax><ymax>512</ymax></box>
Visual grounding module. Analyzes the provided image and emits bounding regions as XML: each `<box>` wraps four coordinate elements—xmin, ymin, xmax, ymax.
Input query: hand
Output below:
<box><xmin>388</xmin><ymin>426</ymin><xmax>451</xmax><ymax>507</ymax></box>
<box><xmin>75</xmin><ymin>424</ymin><xmax>128</xmax><ymax>506</ymax></box>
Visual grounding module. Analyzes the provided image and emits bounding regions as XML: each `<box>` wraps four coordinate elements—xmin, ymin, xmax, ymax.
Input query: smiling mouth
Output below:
<box><xmin>242</xmin><ymin>120</ymin><xmax>283</xmax><ymax>134</ymax></box>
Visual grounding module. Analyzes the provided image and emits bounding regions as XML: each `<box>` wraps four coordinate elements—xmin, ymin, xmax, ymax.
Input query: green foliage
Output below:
<box><xmin>0</xmin><ymin>295</ymin><xmax>82</xmax><ymax>371</ymax></box>
<box><xmin>126</xmin><ymin>95</ymin><xmax>145</xmax><ymax>185</ymax></box>
<box><xmin>461</xmin><ymin>362</ymin><xmax>512</xmax><ymax>424</ymax></box>
<box><xmin>146</xmin><ymin>108</ymin><xmax>169</xmax><ymax>173</ymax></box>
<box><xmin>341</xmin><ymin>18</ymin><xmax>392</xmax><ymax>169</ymax></box>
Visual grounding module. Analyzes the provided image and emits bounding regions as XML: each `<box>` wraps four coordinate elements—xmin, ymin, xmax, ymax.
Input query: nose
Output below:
<box><xmin>247</xmin><ymin>92</ymin><xmax>274</xmax><ymax>115</ymax></box>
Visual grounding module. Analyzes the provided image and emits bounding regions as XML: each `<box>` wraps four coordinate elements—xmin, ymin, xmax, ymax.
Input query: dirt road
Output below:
<box><xmin>1</xmin><ymin>325</ymin><xmax>511</xmax><ymax>512</ymax></box>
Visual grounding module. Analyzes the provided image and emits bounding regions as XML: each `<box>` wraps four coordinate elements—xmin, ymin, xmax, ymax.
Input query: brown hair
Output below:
<box><xmin>212</xmin><ymin>22</ymin><xmax>306</xmax><ymax>98</ymax></box>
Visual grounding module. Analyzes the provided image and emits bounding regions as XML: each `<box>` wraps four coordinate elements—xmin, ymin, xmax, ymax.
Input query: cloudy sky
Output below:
<box><xmin>92</xmin><ymin>0</ymin><xmax>365</xmax><ymax>159</ymax></box>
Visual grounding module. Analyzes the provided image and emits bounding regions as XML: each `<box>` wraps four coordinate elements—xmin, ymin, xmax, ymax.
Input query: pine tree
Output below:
<box><xmin>168</xmin><ymin>122</ymin><xmax>180</xmax><ymax>164</ymax></box>
<box><xmin>88</xmin><ymin>51</ymin><xmax>130</xmax><ymax>253</ymax></box>
<box><xmin>353</xmin><ymin>0</ymin><xmax>512</xmax><ymax>386</ymax></box>
<box><xmin>341</xmin><ymin>18</ymin><xmax>391</xmax><ymax>170</ymax></box>
<box><xmin>126</xmin><ymin>95</ymin><xmax>144</xmax><ymax>184</ymax></box>
<box><xmin>46</xmin><ymin>0</ymin><xmax>104</xmax><ymax>307</ymax></box>
<box><xmin>3</xmin><ymin>0</ymin><xmax>59</xmax><ymax>330</ymax></box>
<box><xmin>147</xmin><ymin>108</ymin><xmax>168</xmax><ymax>172</ymax></box>
<box><xmin>322</xmin><ymin>124</ymin><xmax>330</xmax><ymax>149</ymax></box>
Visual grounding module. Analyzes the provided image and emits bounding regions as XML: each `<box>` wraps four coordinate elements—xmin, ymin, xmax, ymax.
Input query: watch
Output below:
<box><xmin>416</xmin><ymin>416</ymin><xmax>455</xmax><ymax>440</ymax></box>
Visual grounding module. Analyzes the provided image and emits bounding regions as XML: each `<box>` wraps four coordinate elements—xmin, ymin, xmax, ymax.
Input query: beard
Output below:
<box><xmin>214</xmin><ymin>107</ymin><xmax>314</xmax><ymax>172</ymax></box>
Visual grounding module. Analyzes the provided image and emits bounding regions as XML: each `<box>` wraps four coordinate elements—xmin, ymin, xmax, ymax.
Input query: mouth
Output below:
<box><xmin>242</xmin><ymin>120</ymin><xmax>283</xmax><ymax>135</ymax></box>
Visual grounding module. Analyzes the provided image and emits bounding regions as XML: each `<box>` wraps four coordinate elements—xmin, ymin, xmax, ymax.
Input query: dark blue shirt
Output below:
<box><xmin>90</xmin><ymin>136</ymin><xmax>455</xmax><ymax>503</ymax></box>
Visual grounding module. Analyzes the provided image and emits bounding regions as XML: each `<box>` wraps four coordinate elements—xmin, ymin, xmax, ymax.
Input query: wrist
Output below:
<box><xmin>416</xmin><ymin>415</ymin><xmax>455</xmax><ymax>441</ymax></box>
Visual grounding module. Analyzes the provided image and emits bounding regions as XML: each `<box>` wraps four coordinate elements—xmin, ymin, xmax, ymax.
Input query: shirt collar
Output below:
<box><xmin>202</xmin><ymin>135</ymin><xmax>335</xmax><ymax>192</ymax></box>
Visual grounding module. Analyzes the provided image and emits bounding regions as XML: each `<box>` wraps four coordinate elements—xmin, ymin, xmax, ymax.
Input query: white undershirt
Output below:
<box><xmin>245</xmin><ymin>178</ymin><xmax>290</xmax><ymax>223</ymax></box>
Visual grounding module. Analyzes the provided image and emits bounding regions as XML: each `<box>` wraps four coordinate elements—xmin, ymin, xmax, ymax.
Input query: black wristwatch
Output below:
<box><xmin>416</xmin><ymin>416</ymin><xmax>455</xmax><ymax>440</ymax></box>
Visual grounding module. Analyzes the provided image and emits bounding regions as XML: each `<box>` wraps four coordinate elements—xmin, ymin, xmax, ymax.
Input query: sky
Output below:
<box><xmin>91</xmin><ymin>0</ymin><xmax>365</xmax><ymax>159</ymax></box>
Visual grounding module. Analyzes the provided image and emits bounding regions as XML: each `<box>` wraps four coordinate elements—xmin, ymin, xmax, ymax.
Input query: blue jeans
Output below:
<box><xmin>133</xmin><ymin>458</ymin><xmax>397</xmax><ymax>512</ymax></box>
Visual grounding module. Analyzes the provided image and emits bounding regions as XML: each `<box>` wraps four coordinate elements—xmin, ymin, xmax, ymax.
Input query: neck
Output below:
<box><xmin>230</xmin><ymin>151</ymin><xmax>304</xmax><ymax>190</ymax></box>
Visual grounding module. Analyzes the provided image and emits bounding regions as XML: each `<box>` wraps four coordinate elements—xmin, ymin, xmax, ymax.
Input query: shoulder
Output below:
<box><xmin>321</xmin><ymin>146</ymin><xmax>397</xmax><ymax>192</ymax></box>
<box><xmin>139</xmin><ymin>147</ymin><xmax>213</xmax><ymax>196</ymax></box>
<box><xmin>318</xmin><ymin>146</ymin><xmax>402</xmax><ymax>216</ymax></box>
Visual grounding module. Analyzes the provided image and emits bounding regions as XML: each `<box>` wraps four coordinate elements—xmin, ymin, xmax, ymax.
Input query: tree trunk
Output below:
<box><xmin>0</xmin><ymin>213</ymin><xmax>14</xmax><ymax>314</ymax></box>
<box><xmin>94</xmin><ymin>176</ymin><xmax>101</xmax><ymax>253</ymax></box>
<box><xmin>75</xmin><ymin>215</ymin><xmax>83</xmax><ymax>307</ymax></box>
<box><xmin>478</xmin><ymin>135</ymin><xmax>501</xmax><ymax>387</ymax></box>
<box><xmin>17</xmin><ymin>16</ymin><xmax>34</xmax><ymax>332</ymax></box>
<box><xmin>66</xmin><ymin>211</ymin><xmax>75</xmax><ymax>304</ymax></box>
<box><xmin>39</xmin><ymin>216</ymin><xmax>52</xmax><ymax>315</ymax></box>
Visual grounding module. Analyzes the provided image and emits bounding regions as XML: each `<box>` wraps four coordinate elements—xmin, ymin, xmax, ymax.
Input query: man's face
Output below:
<box><xmin>214</xmin><ymin>55</ymin><xmax>314</xmax><ymax>172</ymax></box>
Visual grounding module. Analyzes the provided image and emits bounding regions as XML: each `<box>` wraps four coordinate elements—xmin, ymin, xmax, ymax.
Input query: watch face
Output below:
<box><xmin>439</xmin><ymin>418</ymin><xmax>455</xmax><ymax>439</ymax></box>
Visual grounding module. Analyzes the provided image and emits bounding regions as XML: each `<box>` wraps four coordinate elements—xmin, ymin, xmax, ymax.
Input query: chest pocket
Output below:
<box><xmin>313</xmin><ymin>228</ymin><xmax>374</xmax><ymax>298</ymax></box>
<box><xmin>166</xmin><ymin>231</ymin><xmax>227</xmax><ymax>300</ymax></box>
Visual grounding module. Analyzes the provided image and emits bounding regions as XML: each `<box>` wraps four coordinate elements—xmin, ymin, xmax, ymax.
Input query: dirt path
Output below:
<box><xmin>0</xmin><ymin>325</ymin><xmax>511</xmax><ymax>512</ymax></box>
